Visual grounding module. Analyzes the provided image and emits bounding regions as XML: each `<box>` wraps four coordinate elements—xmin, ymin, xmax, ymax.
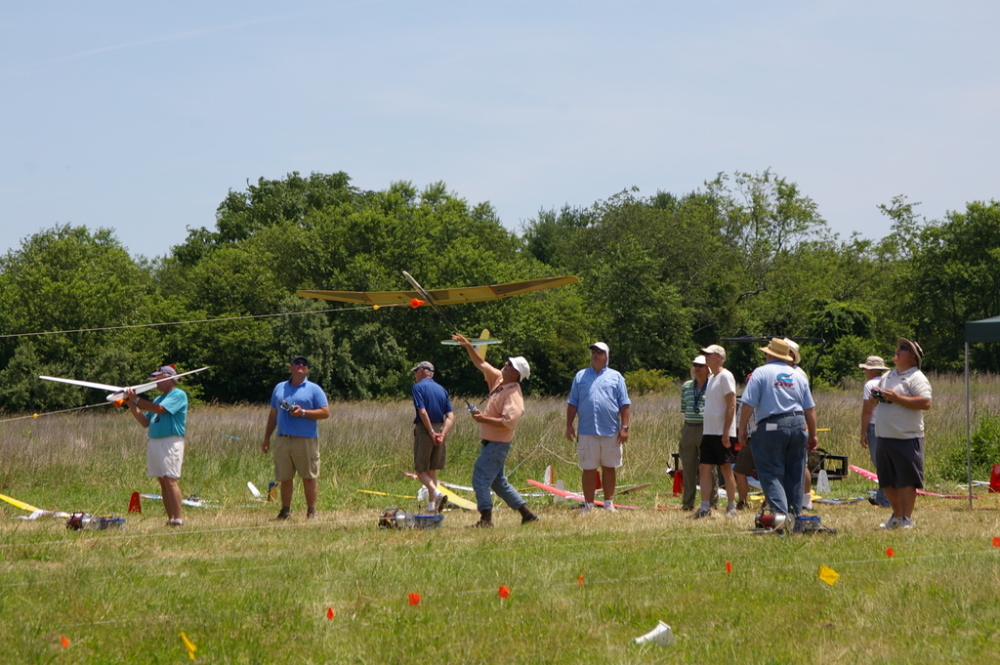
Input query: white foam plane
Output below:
<box><xmin>39</xmin><ymin>366</ymin><xmax>210</xmax><ymax>404</ymax></box>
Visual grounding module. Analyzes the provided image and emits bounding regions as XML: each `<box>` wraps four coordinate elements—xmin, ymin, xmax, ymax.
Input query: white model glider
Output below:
<box><xmin>39</xmin><ymin>366</ymin><xmax>210</xmax><ymax>403</ymax></box>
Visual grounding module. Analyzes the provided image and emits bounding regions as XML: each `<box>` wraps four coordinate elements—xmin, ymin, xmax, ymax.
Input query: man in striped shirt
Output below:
<box><xmin>678</xmin><ymin>354</ymin><xmax>713</xmax><ymax>511</ymax></box>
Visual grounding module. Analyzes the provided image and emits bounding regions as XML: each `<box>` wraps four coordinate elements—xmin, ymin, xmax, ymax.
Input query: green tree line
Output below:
<box><xmin>1</xmin><ymin>170</ymin><xmax>998</xmax><ymax>412</ymax></box>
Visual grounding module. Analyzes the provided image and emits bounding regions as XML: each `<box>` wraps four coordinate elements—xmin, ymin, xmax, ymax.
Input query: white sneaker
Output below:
<box><xmin>690</xmin><ymin>507</ymin><xmax>711</xmax><ymax>519</ymax></box>
<box><xmin>802</xmin><ymin>493</ymin><xmax>813</xmax><ymax>510</ymax></box>
<box><xmin>580</xmin><ymin>503</ymin><xmax>593</xmax><ymax>514</ymax></box>
<box><xmin>900</xmin><ymin>516</ymin><xmax>914</xmax><ymax>529</ymax></box>
<box><xmin>725</xmin><ymin>505</ymin><xmax>737</xmax><ymax>518</ymax></box>
<box><xmin>879</xmin><ymin>515</ymin><xmax>901</xmax><ymax>530</ymax></box>
<box><xmin>603</xmin><ymin>503</ymin><xmax>618</xmax><ymax>513</ymax></box>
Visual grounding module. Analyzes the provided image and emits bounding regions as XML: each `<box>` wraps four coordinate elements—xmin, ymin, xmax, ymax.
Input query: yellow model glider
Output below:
<box><xmin>296</xmin><ymin>275</ymin><xmax>579</xmax><ymax>307</ymax></box>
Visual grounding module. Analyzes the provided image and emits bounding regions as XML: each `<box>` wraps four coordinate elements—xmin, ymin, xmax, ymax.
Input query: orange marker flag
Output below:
<box><xmin>886</xmin><ymin>547</ymin><xmax>895</xmax><ymax>558</ymax></box>
<box><xmin>408</xmin><ymin>593</ymin><xmax>421</xmax><ymax>606</ymax></box>
<box><xmin>577</xmin><ymin>574</ymin><xmax>584</xmax><ymax>587</ymax></box>
<box><xmin>326</xmin><ymin>607</ymin><xmax>335</xmax><ymax>620</ymax></box>
<box><xmin>409</xmin><ymin>298</ymin><xmax>425</xmax><ymax>308</ymax></box>
<box><xmin>818</xmin><ymin>565</ymin><xmax>840</xmax><ymax>586</ymax></box>
<box><xmin>725</xmin><ymin>561</ymin><xmax>732</xmax><ymax>574</ymax></box>
<box><xmin>180</xmin><ymin>632</ymin><xmax>197</xmax><ymax>660</ymax></box>
<box><xmin>993</xmin><ymin>536</ymin><xmax>1000</xmax><ymax>548</ymax></box>
<box><xmin>60</xmin><ymin>635</ymin><xmax>70</xmax><ymax>648</ymax></box>
<box><xmin>498</xmin><ymin>586</ymin><xmax>511</xmax><ymax>599</ymax></box>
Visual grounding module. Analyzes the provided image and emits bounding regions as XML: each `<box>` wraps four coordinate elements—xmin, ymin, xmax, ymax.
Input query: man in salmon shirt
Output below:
<box><xmin>452</xmin><ymin>333</ymin><xmax>539</xmax><ymax>528</ymax></box>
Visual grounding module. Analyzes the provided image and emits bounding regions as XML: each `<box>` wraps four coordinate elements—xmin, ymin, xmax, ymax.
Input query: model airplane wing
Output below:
<box><xmin>441</xmin><ymin>329</ymin><xmax>500</xmax><ymax>360</ymax></box>
<box><xmin>39</xmin><ymin>366</ymin><xmax>210</xmax><ymax>402</ymax></box>
<box><xmin>296</xmin><ymin>275</ymin><xmax>580</xmax><ymax>306</ymax></box>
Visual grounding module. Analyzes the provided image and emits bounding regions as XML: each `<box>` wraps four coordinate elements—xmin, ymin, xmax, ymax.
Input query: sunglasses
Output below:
<box><xmin>292</xmin><ymin>360</ymin><xmax>309</xmax><ymax>366</ymax></box>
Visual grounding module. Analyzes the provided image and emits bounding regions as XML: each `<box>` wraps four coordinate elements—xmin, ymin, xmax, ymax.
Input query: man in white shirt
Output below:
<box><xmin>692</xmin><ymin>344</ymin><xmax>738</xmax><ymax>519</ymax></box>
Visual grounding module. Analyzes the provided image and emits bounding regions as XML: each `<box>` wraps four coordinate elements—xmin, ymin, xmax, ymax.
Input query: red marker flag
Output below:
<box><xmin>725</xmin><ymin>561</ymin><xmax>732</xmax><ymax>574</ymax></box>
<box><xmin>326</xmin><ymin>607</ymin><xmax>335</xmax><ymax>620</ymax></box>
<box><xmin>408</xmin><ymin>593</ymin><xmax>421</xmax><ymax>606</ymax></box>
<box><xmin>60</xmin><ymin>635</ymin><xmax>70</xmax><ymax>648</ymax></box>
<box><xmin>993</xmin><ymin>536</ymin><xmax>1000</xmax><ymax>548</ymax></box>
<box><xmin>498</xmin><ymin>586</ymin><xmax>511</xmax><ymax>599</ymax></box>
<box><xmin>577</xmin><ymin>574</ymin><xmax>584</xmax><ymax>587</ymax></box>
<box><xmin>886</xmin><ymin>548</ymin><xmax>895</xmax><ymax>558</ymax></box>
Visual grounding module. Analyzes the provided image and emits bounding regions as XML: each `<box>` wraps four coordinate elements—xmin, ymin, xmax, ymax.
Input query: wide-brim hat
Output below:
<box><xmin>858</xmin><ymin>356</ymin><xmax>889</xmax><ymax>371</ymax></box>
<box><xmin>897</xmin><ymin>338</ymin><xmax>924</xmax><ymax>367</ymax></box>
<box><xmin>760</xmin><ymin>338</ymin><xmax>794</xmax><ymax>363</ymax></box>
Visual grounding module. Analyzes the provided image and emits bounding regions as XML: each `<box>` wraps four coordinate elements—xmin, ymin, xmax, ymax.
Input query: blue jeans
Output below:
<box><xmin>749</xmin><ymin>414</ymin><xmax>808</xmax><ymax>516</ymax></box>
<box><xmin>473</xmin><ymin>441</ymin><xmax>526</xmax><ymax>512</ymax></box>
<box><xmin>867</xmin><ymin>424</ymin><xmax>891</xmax><ymax>507</ymax></box>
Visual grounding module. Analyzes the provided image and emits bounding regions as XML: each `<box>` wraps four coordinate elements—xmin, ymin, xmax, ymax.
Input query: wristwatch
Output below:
<box><xmin>621</xmin><ymin>426</ymin><xmax>629</xmax><ymax>431</ymax></box>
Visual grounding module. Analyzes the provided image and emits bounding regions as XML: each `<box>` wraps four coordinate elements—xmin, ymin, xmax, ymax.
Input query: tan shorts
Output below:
<box><xmin>577</xmin><ymin>434</ymin><xmax>622</xmax><ymax>470</ymax></box>
<box><xmin>273</xmin><ymin>435</ymin><xmax>320</xmax><ymax>481</ymax></box>
<box><xmin>414</xmin><ymin>423</ymin><xmax>446</xmax><ymax>472</ymax></box>
<box><xmin>148</xmin><ymin>436</ymin><xmax>184</xmax><ymax>479</ymax></box>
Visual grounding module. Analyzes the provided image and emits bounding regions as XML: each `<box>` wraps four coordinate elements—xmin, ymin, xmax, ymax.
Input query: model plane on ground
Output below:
<box><xmin>39</xmin><ymin>366</ymin><xmax>210</xmax><ymax>404</ymax></box>
<box><xmin>850</xmin><ymin>464</ymin><xmax>975</xmax><ymax>498</ymax></box>
<box><xmin>296</xmin><ymin>275</ymin><xmax>579</xmax><ymax>307</ymax></box>
<box><xmin>527</xmin><ymin>479</ymin><xmax>637</xmax><ymax>510</ymax></box>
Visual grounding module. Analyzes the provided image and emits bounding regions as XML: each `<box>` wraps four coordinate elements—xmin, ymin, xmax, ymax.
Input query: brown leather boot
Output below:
<box><xmin>518</xmin><ymin>505</ymin><xmax>539</xmax><ymax>524</ymax></box>
<box><xmin>472</xmin><ymin>509</ymin><xmax>493</xmax><ymax>528</ymax></box>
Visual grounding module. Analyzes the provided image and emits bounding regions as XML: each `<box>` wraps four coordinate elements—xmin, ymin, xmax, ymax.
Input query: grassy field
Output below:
<box><xmin>1</xmin><ymin>376</ymin><xmax>999</xmax><ymax>664</ymax></box>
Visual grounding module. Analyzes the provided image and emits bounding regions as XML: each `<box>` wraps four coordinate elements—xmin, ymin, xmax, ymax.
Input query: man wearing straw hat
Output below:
<box><xmin>737</xmin><ymin>338</ymin><xmax>818</xmax><ymax>524</ymax></box>
<box><xmin>866</xmin><ymin>338</ymin><xmax>932</xmax><ymax>529</ymax></box>
<box><xmin>859</xmin><ymin>355</ymin><xmax>892</xmax><ymax>508</ymax></box>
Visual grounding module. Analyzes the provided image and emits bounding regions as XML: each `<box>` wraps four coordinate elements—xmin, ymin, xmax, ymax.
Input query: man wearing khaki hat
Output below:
<box><xmin>737</xmin><ymin>338</ymin><xmax>818</xmax><ymax>525</ymax></box>
<box><xmin>866</xmin><ymin>338</ymin><xmax>932</xmax><ymax>530</ymax></box>
<box><xmin>859</xmin><ymin>355</ymin><xmax>891</xmax><ymax>508</ymax></box>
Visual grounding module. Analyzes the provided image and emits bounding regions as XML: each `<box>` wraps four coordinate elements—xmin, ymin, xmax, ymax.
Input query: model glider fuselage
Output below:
<box><xmin>295</xmin><ymin>275</ymin><xmax>580</xmax><ymax>307</ymax></box>
<box><xmin>39</xmin><ymin>366</ymin><xmax>210</xmax><ymax>402</ymax></box>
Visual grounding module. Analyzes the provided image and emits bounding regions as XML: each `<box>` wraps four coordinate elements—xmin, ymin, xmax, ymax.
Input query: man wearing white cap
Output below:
<box><xmin>124</xmin><ymin>365</ymin><xmax>189</xmax><ymax>527</ymax></box>
<box><xmin>859</xmin><ymin>355</ymin><xmax>891</xmax><ymax>508</ymax></box>
<box><xmin>566</xmin><ymin>342</ymin><xmax>631</xmax><ymax>513</ymax></box>
<box><xmin>693</xmin><ymin>344</ymin><xmax>739</xmax><ymax>519</ymax></box>
<box><xmin>452</xmin><ymin>334</ymin><xmax>538</xmax><ymax>527</ymax></box>
<box><xmin>737</xmin><ymin>338</ymin><xmax>818</xmax><ymax>524</ymax></box>
<box><xmin>678</xmin><ymin>354</ymin><xmax>713</xmax><ymax>511</ymax></box>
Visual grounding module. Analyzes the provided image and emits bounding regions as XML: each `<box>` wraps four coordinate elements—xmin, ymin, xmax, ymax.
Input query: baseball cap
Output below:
<box><xmin>589</xmin><ymin>342</ymin><xmax>610</xmax><ymax>355</ymax></box>
<box><xmin>410</xmin><ymin>361</ymin><xmax>435</xmax><ymax>372</ymax></box>
<box><xmin>700</xmin><ymin>344</ymin><xmax>726</xmax><ymax>361</ymax></box>
<box><xmin>149</xmin><ymin>365</ymin><xmax>177</xmax><ymax>379</ymax></box>
<box><xmin>508</xmin><ymin>356</ymin><xmax>530</xmax><ymax>381</ymax></box>
<box><xmin>692</xmin><ymin>355</ymin><xmax>707</xmax><ymax>366</ymax></box>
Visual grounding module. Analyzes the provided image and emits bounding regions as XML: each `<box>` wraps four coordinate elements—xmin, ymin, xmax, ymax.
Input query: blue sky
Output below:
<box><xmin>2</xmin><ymin>1</ymin><xmax>998</xmax><ymax>260</ymax></box>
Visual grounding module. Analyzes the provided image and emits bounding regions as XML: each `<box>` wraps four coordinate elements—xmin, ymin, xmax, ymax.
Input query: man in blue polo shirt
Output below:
<box><xmin>125</xmin><ymin>365</ymin><xmax>189</xmax><ymax>527</ymax></box>
<box><xmin>566</xmin><ymin>342</ymin><xmax>631</xmax><ymax>513</ymax></box>
<box><xmin>737</xmin><ymin>338</ymin><xmax>818</xmax><ymax>526</ymax></box>
<box><xmin>410</xmin><ymin>361</ymin><xmax>455</xmax><ymax>513</ymax></box>
<box><xmin>262</xmin><ymin>355</ymin><xmax>330</xmax><ymax>520</ymax></box>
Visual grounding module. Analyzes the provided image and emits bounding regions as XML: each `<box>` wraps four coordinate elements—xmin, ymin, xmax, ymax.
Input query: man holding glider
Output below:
<box><xmin>452</xmin><ymin>333</ymin><xmax>538</xmax><ymax>527</ymax></box>
<box><xmin>262</xmin><ymin>356</ymin><xmax>330</xmax><ymax>520</ymax></box>
<box><xmin>865</xmin><ymin>339</ymin><xmax>932</xmax><ymax>529</ymax></box>
<box><xmin>125</xmin><ymin>366</ymin><xmax>189</xmax><ymax>527</ymax></box>
<box><xmin>410</xmin><ymin>360</ymin><xmax>455</xmax><ymax>513</ymax></box>
<box><xmin>566</xmin><ymin>342</ymin><xmax>631</xmax><ymax>513</ymax></box>
<box><xmin>737</xmin><ymin>338</ymin><xmax>818</xmax><ymax>527</ymax></box>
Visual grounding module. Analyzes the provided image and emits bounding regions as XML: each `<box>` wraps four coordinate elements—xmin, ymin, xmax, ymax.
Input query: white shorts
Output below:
<box><xmin>577</xmin><ymin>434</ymin><xmax>622</xmax><ymax>470</ymax></box>
<box><xmin>148</xmin><ymin>436</ymin><xmax>184</xmax><ymax>479</ymax></box>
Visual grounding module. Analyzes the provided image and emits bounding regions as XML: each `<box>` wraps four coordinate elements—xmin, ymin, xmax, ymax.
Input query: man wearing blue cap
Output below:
<box><xmin>262</xmin><ymin>356</ymin><xmax>330</xmax><ymax>520</ymax></box>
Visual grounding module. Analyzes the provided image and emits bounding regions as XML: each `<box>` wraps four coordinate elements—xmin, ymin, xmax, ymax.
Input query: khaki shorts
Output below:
<box><xmin>577</xmin><ymin>434</ymin><xmax>623</xmax><ymax>470</ymax></box>
<box><xmin>148</xmin><ymin>436</ymin><xmax>184</xmax><ymax>479</ymax></box>
<box><xmin>273</xmin><ymin>435</ymin><xmax>320</xmax><ymax>481</ymax></box>
<box><xmin>413</xmin><ymin>423</ymin><xmax>446</xmax><ymax>472</ymax></box>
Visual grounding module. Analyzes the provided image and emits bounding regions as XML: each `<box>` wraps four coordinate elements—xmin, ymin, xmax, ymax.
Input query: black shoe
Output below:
<box><xmin>736</xmin><ymin>501</ymin><xmax>748</xmax><ymax>511</ymax></box>
<box><xmin>518</xmin><ymin>505</ymin><xmax>539</xmax><ymax>524</ymax></box>
<box><xmin>472</xmin><ymin>519</ymin><xmax>494</xmax><ymax>528</ymax></box>
<box><xmin>306</xmin><ymin>508</ymin><xmax>317</xmax><ymax>520</ymax></box>
<box><xmin>275</xmin><ymin>507</ymin><xmax>291</xmax><ymax>520</ymax></box>
<box><xmin>435</xmin><ymin>493</ymin><xmax>449</xmax><ymax>513</ymax></box>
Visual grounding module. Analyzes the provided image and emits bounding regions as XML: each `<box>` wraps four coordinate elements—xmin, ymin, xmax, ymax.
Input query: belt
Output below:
<box><xmin>760</xmin><ymin>411</ymin><xmax>804</xmax><ymax>422</ymax></box>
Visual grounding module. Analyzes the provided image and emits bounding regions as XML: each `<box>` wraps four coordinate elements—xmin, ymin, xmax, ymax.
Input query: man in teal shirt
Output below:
<box><xmin>125</xmin><ymin>365</ymin><xmax>189</xmax><ymax>527</ymax></box>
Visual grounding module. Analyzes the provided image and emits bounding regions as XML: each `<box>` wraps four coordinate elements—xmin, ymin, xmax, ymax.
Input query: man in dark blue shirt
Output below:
<box><xmin>411</xmin><ymin>361</ymin><xmax>455</xmax><ymax>512</ymax></box>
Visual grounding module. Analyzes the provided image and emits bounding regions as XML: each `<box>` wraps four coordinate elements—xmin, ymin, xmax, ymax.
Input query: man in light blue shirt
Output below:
<box><xmin>566</xmin><ymin>342</ymin><xmax>631</xmax><ymax>513</ymax></box>
<box><xmin>737</xmin><ymin>338</ymin><xmax>818</xmax><ymax>525</ymax></box>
